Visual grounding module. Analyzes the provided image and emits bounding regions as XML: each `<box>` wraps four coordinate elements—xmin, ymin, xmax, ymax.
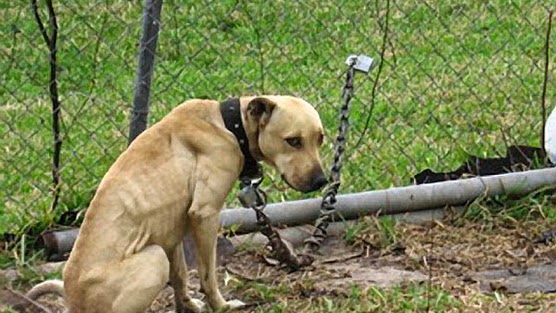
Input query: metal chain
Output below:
<box><xmin>240</xmin><ymin>179</ymin><xmax>305</xmax><ymax>270</ymax></box>
<box><xmin>302</xmin><ymin>60</ymin><xmax>356</xmax><ymax>256</ymax></box>
<box><xmin>240</xmin><ymin>57</ymin><xmax>360</xmax><ymax>270</ymax></box>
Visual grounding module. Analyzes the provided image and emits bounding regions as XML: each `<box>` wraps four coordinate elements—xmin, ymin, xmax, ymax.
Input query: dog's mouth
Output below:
<box><xmin>281</xmin><ymin>174</ymin><xmax>296</xmax><ymax>189</ymax></box>
<box><xmin>280</xmin><ymin>174</ymin><xmax>312</xmax><ymax>193</ymax></box>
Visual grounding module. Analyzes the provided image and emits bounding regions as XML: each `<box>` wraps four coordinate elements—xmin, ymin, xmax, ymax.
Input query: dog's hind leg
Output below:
<box><xmin>109</xmin><ymin>245</ymin><xmax>170</xmax><ymax>313</ymax></box>
<box><xmin>169</xmin><ymin>244</ymin><xmax>205</xmax><ymax>313</ymax></box>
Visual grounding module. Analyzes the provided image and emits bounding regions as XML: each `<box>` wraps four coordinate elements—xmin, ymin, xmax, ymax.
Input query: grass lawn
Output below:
<box><xmin>0</xmin><ymin>1</ymin><xmax>555</xmax><ymax>311</ymax></box>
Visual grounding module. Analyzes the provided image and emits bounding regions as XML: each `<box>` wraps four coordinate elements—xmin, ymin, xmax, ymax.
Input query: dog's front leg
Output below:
<box><xmin>169</xmin><ymin>244</ymin><xmax>205</xmax><ymax>313</ymax></box>
<box><xmin>190</xmin><ymin>212</ymin><xmax>245</xmax><ymax>312</ymax></box>
<box><xmin>188</xmin><ymin>170</ymin><xmax>245</xmax><ymax>312</ymax></box>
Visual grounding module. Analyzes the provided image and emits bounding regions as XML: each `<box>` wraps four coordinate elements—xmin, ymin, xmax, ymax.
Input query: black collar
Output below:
<box><xmin>220</xmin><ymin>98</ymin><xmax>262</xmax><ymax>180</ymax></box>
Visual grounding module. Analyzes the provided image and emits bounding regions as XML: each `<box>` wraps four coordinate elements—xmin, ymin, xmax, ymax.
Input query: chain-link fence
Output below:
<box><xmin>2</xmin><ymin>1</ymin><xmax>554</xmax><ymax>237</ymax></box>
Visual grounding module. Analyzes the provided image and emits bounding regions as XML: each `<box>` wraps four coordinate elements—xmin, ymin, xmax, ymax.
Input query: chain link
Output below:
<box><xmin>302</xmin><ymin>60</ymin><xmax>356</xmax><ymax>256</ymax></box>
<box><xmin>242</xmin><ymin>179</ymin><xmax>306</xmax><ymax>270</ymax></box>
<box><xmin>6</xmin><ymin>1</ymin><xmax>549</xmax><ymax>245</ymax></box>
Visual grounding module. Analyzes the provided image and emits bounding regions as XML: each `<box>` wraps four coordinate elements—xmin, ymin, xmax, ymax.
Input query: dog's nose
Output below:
<box><xmin>311</xmin><ymin>174</ymin><xmax>328</xmax><ymax>191</ymax></box>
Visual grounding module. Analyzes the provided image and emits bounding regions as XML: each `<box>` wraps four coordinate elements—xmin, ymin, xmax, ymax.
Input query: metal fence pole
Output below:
<box><xmin>128</xmin><ymin>0</ymin><xmax>163</xmax><ymax>144</ymax></box>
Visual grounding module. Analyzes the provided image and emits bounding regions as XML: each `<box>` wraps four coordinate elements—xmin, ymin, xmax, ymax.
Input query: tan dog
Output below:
<box><xmin>26</xmin><ymin>96</ymin><xmax>327</xmax><ymax>313</ymax></box>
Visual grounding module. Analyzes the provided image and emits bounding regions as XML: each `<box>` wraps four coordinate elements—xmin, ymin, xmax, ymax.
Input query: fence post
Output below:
<box><xmin>128</xmin><ymin>0</ymin><xmax>164</xmax><ymax>145</ymax></box>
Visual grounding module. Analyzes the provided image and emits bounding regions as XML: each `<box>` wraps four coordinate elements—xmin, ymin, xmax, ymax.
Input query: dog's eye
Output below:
<box><xmin>285</xmin><ymin>137</ymin><xmax>302</xmax><ymax>148</ymax></box>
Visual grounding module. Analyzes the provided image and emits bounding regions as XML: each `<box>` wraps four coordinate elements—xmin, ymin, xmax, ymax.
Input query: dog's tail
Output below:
<box><xmin>26</xmin><ymin>279</ymin><xmax>65</xmax><ymax>299</ymax></box>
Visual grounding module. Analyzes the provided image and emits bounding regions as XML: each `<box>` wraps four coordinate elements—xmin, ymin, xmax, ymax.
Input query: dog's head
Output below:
<box><xmin>243</xmin><ymin>96</ymin><xmax>327</xmax><ymax>193</ymax></box>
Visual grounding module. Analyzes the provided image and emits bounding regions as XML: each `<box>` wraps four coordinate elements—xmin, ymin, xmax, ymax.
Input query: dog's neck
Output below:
<box><xmin>239</xmin><ymin>102</ymin><xmax>265</xmax><ymax>162</ymax></box>
<box><xmin>220</xmin><ymin>98</ymin><xmax>262</xmax><ymax>180</ymax></box>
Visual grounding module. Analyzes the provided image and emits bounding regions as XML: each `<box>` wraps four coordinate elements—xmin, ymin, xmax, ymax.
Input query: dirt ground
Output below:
<box><xmin>3</xmin><ymin>214</ymin><xmax>556</xmax><ymax>313</ymax></box>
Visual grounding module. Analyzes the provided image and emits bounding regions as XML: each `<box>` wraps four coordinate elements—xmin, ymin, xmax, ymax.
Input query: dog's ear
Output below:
<box><xmin>247</xmin><ymin>97</ymin><xmax>276</xmax><ymax>127</ymax></box>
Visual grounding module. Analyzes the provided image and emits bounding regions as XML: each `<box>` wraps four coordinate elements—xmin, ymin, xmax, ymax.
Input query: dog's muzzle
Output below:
<box><xmin>309</xmin><ymin>173</ymin><xmax>328</xmax><ymax>192</ymax></box>
<box><xmin>281</xmin><ymin>172</ymin><xmax>328</xmax><ymax>193</ymax></box>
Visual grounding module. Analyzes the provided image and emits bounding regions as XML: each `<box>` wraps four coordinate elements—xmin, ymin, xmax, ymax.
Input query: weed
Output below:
<box><xmin>344</xmin><ymin>216</ymin><xmax>402</xmax><ymax>250</ymax></box>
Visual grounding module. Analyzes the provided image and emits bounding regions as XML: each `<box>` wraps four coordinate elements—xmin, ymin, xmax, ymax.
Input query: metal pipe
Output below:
<box><xmin>229</xmin><ymin>206</ymin><xmax>465</xmax><ymax>248</ymax></box>
<box><xmin>38</xmin><ymin>207</ymin><xmax>463</xmax><ymax>267</ymax></box>
<box><xmin>42</xmin><ymin>168</ymin><xmax>556</xmax><ymax>256</ymax></box>
<box><xmin>222</xmin><ymin>167</ymin><xmax>556</xmax><ymax>233</ymax></box>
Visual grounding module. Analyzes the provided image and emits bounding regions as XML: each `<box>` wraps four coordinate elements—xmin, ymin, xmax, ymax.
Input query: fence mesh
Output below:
<box><xmin>1</xmin><ymin>1</ymin><xmax>554</xmax><ymax>236</ymax></box>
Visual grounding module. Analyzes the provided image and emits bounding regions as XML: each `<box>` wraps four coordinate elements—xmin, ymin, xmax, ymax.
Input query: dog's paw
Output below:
<box><xmin>183</xmin><ymin>298</ymin><xmax>206</xmax><ymax>313</ymax></box>
<box><xmin>212</xmin><ymin>299</ymin><xmax>247</xmax><ymax>312</ymax></box>
<box><xmin>224</xmin><ymin>299</ymin><xmax>246</xmax><ymax>310</ymax></box>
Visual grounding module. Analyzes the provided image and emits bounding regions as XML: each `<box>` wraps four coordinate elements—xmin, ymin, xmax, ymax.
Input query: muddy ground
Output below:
<box><xmin>2</xmin><ymin>214</ymin><xmax>555</xmax><ymax>312</ymax></box>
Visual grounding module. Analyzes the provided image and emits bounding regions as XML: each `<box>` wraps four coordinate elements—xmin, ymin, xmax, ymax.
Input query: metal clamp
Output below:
<box><xmin>238</xmin><ymin>177</ymin><xmax>266</xmax><ymax>209</ymax></box>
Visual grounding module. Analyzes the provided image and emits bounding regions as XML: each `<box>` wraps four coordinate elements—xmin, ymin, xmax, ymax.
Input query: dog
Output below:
<box><xmin>25</xmin><ymin>96</ymin><xmax>327</xmax><ymax>313</ymax></box>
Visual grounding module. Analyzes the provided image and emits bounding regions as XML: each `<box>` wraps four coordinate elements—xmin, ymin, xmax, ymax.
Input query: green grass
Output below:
<box><xmin>344</xmin><ymin>216</ymin><xmax>399</xmax><ymax>248</ymax></box>
<box><xmin>462</xmin><ymin>187</ymin><xmax>556</xmax><ymax>224</ymax></box>
<box><xmin>1</xmin><ymin>1</ymin><xmax>554</xmax><ymax>252</ymax></box>
<box><xmin>233</xmin><ymin>282</ymin><xmax>463</xmax><ymax>313</ymax></box>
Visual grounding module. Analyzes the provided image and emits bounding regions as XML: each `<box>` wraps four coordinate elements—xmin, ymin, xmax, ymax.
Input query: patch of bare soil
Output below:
<box><xmin>4</xmin><ymin>217</ymin><xmax>555</xmax><ymax>312</ymax></box>
<box><xmin>393</xmin><ymin>219</ymin><xmax>556</xmax><ymax>311</ymax></box>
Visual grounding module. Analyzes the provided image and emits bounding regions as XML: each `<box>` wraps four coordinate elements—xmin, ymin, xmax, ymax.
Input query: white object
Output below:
<box><xmin>546</xmin><ymin>104</ymin><xmax>556</xmax><ymax>164</ymax></box>
<box><xmin>345</xmin><ymin>54</ymin><xmax>374</xmax><ymax>73</ymax></box>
